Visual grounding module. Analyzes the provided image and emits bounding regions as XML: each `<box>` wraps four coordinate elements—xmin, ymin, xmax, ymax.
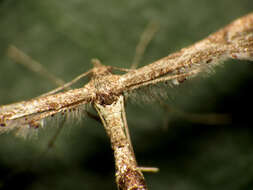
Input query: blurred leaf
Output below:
<box><xmin>0</xmin><ymin>1</ymin><xmax>253</xmax><ymax>190</ymax></box>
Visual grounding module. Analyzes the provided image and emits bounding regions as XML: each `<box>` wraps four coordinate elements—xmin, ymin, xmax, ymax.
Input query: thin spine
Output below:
<box><xmin>131</xmin><ymin>21</ymin><xmax>159</xmax><ymax>69</ymax></box>
<box><xmin>41</xmin><ymin>69</ymin><xmax>92</xmax><ymax>96</ymax></box>
<box><xmin>7</xmin><ymin>45</ymin><xmax>66</xmax><ymax>87</ymax></box>
<box><xmin>7</xmin><ymin>45</ymin><xmax>93</xmax><ymax>96</ymax></box>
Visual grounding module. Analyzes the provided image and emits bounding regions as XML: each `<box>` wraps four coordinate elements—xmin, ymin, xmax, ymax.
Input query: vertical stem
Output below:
<box><xmin>94</xmin><ymin>95</ymin><xmax>148</xmax><ymax>190</ymax></box>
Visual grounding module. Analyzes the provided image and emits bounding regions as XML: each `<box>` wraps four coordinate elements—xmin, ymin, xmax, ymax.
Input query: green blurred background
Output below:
<box><xmin>1</xmin><ymin>0</ymin><xmax>253</xmax><ymax>189</ymax></box>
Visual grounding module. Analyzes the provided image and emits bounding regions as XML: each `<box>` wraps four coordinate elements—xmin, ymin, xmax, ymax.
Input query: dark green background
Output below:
<box><xmin>1</xmin><ymin>0</ymin><xmax>253</xmax><ymax>189</ymax></box>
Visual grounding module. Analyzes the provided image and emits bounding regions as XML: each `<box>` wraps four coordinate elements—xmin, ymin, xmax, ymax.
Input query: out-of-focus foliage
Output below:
<box><xmin>0</xmin><ymin>0</ymin><xmax>253</xmax><ymax>190</ymax></box>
